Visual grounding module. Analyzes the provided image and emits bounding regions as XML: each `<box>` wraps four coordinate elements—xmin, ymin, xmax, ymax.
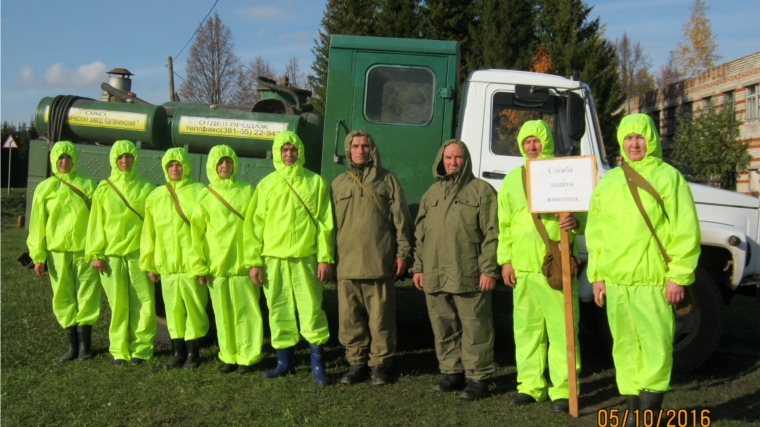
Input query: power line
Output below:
<box><xmin>173</xmin><ymin>0</ymin><xmax>220</xmax><ymax>62</ymax></box>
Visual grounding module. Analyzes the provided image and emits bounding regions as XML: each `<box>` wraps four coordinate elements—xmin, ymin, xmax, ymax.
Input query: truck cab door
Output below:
<box><xmin>322</xmin><ymin>44</ymin><xmax>457</xmax><ymax>215</ymax></box>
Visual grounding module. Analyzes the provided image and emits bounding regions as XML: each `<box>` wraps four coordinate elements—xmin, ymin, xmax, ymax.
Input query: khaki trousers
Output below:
<box><xmin>425</xmin><ymin>291</ymin><xmax>495</xmax><ymax>381</ymax></box>
<box><xmin>338</xmin><ymin>277</ymin><xmax>396</xmax><ymax>367</ymax></box>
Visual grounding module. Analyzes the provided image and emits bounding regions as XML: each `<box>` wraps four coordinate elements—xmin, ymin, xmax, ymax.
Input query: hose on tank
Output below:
<box><xmin>47</xmin><ymin>95</ymin><xmax>92</xmax><ymax>143</ymax></box>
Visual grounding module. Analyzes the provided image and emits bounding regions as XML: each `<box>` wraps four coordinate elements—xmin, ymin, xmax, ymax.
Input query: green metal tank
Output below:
<box><xmin>35</xmin><ymin>97</ymin><xmax>172</xmax><ymax>149</ymax></box>
<box><xmin>170</xmin><ymin>107</ymin><xmax>322</xmax><ymax>164</ymax></box>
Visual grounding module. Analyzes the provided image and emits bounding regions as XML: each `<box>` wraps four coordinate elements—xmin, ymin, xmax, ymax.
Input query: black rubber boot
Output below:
<box><xmin>162</xmin><ymin>339</ymin><xmax>187</xmax><ymax>370</ymax></box>
<box><xmin>340</xmin><ymin>364</ymin><xmax>368</xmax><ymax>385</ymax></box>
<box><xmin>433</xmin><ymin>373</ymin><xmax>466</xmax><ymax>392</ymax></box>
<box><xmin>262</xmin><ymin>348</ymin><xmax>295</xmax><ymax>378</ymax></box>
<box><xmin>237</xmin><ymin>364</ymin><xmax>255</xmax><ymax>376</ymax></box>
<box><xmin>309</xmin><ymin>344</ymin><xmax>331</xmax><ymax>386</ymax></box>
<box><xmin>550</xmin><ymin>399</ymin><xmax>569</xmax><ymax>413</ymax></box>
<box><xmin>58</xmin><ymin>326</ymin><xmax>78</xmax><ymax>363</ymax></box>
<box><xmin>624</xmin><ymin>395</ymin><xmax>640</xmax><ymax>427</ymax></box>
<box><xmin>77</xmin><ymin>325</ymin><xmax>93</xmax><ymax>361</ymax></box>
<box><xmin>639</xmin><ymin>391</ymin><xmax>664</xmax><ymax>424</ymax></box>
<box><xmin>508</xmin><ymin>393</ymin><xmax>537</xmax><ymax>406</ymax></box>
<box><xmin>183</xmin><ymin>339</ymin><xmax>201</xmax><ymax>370</ymax></box>
<box><xmin>460</xmin><ymin>380</ymin><xmax>488</xmax><ymax>401</ymax></box>
<box><xmin>370</xmin><ymin>366</ymin><xmax>390</xmax><ymax>386</ymax></box>
<box><xmin>218</xmin><ymin>362</ymin><xmax>237</xmax><ymax>374</ymax></box>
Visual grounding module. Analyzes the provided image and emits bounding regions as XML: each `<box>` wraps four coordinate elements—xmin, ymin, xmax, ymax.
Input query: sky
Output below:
<box><xmin>1</xmin><ymin>0</ymin><xmax>758</xmax><ymax>126</ymax></box>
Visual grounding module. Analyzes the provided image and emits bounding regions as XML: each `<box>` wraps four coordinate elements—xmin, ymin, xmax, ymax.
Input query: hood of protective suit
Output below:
<box><xmin>50</xmin><ymin>141</ymin><xmax>79</xmax><ymax>178</ymax></box>
<box><xmin>617</xmin><ymin>113</ymin><xmax>663</xmax><ymax>171</ymax></box>
<box><xmin>433</xmin><ymin>139</ymin><xmax>474</xmax><ymax>199</ymax></box>
<box><xmin>162</xmin><ymin>147</ymin><xmax>192</xmax><ymax>187</ymax></box>
<box><xmin>272</xmin><ymin>131</ymin><xmax>305</xmax><ymax>179</ymax></box>
<box><xmin>517</xmin><ymin>120</ymin><xmax>555</xmax><ymax>163</ymax></box>
<box><xmin>109</xmin><ymin>140</ymin><xmax>139</xmax><ymax>181</ymax></box>
<box><xmin>344</xmin><ymin>129</ymin><xmax>382</xmax><ymax>181</ymax></box>
<box><xmin>206</xmin><ymin>144</ymin><xmax>239</xmax><ymax>187</ymax></box>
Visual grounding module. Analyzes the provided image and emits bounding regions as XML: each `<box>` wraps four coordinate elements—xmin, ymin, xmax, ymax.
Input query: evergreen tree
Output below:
<box><xmin>1</xmin><ymin>119</ymin><xmax>37</xmax><ymax>188</ymax></box>
<box><xmin>467</xmin><ymin>0</ymin><xmax>535</xmax><ymax>72</ymax></box>
<box><xmin>375</xmin><ymin>0</ymin><xmax>421</xmax><ymax>39</ymax></box>
<box><xmin>308</xmin><ymin>0</ymin><xmax>378</xmax><ymax>114</ymax></box>
<box><xmin>535</xmin><ymin>0</ymin><xmax>623</xmax><ymax>157</ymax></box>
<box><xmin>673</xmin><ymin>102</ymin><xmax>749</xmax><ymax>190</ymax></box>
<box><xmin>420</xmin><ymin>0</ymin><xmax>476</xmax><ymax>84</ymax></box>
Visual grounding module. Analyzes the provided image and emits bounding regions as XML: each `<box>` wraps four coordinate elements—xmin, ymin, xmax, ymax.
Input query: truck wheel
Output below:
<box><xmin>672</xmin><ymin>268</ymin><xmax>724</xmax><ymax>373</ymax></box>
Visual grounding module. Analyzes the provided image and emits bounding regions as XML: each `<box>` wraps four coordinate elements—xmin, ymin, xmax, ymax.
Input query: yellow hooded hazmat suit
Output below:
<box><xmin>245</xmin><ymin>131</ymin><xmax>334</xmax><ymax>385</ymax></box>
<box><xmin>141</xmin><ymin>147</ymin><xmax>210</xmax><ymax>369</ymax></box>
<box><xmin>586</xmin><ymin>114</ymin><xmax>700</xmax><ymax>408</ymax></box>
<box><xmin>86</xmin><ymin>140</ymin><xmax>156</xmax><ymax>364</ymax></box>
<box><xmin>188</xmin><ymin>145</ymin><xmax>263</xmax><ymax>370</ymax></box>
<box><xmin>27</xmin><ymin>141</ymin><xmax>101</xmax><ymax>361</ymax></box>
<box><xmin>497</xmin><ymin>120</ymin><xmax>584</xmax><ymax>406</ymax></box>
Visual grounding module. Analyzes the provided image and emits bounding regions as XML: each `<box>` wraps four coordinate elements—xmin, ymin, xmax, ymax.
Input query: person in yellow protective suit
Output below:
<box><xmin>141</xmin><ymin>148</ymin><xmax>210</xmax><ymax>370</ymax></box>
<box><xmin>245</xmin><ymin>131</ymin><xmax>334</xmax><ymax>387</ymax></box>
<box><xmin>27</xmin><ymin>141</ymin><xmax>101</xmax><ymax>362</ymax></box>
<box><xmin>86</xmin><ymin>140</ymin><xmax>156</xmax><ymax>366</ymax></box>
<box><xmin>587</xmin><ymin>114</ymin><xmax>700</xmax><ymax>425</ymax></box>
<box><xmin>497</xmin><ymin>120</ymin><xmax>584</xmax><ymax>413</ymax></box>
<box><xmin>188</xmin><ymin>145</ymin><xmax>262</xmax><ymax>375</ymax></box>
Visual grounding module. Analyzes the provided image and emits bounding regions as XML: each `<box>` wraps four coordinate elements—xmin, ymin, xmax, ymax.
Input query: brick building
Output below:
<box><xmin>626</xmin><ymin>50</ymin><xmax>760</xmax><ymax>194</ymax></box>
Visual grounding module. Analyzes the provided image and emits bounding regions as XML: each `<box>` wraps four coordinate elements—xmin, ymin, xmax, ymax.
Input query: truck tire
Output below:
<box><xmin>672</xmin><ymin>267</ymin><xmax>724</xmax><ymax>373</ymax></box>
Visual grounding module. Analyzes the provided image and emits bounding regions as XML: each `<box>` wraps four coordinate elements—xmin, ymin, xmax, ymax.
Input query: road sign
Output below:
<box><xmin>3</xmin><ymin>135</ymin><xmax>19</xmax><ymax>149</ymax></box>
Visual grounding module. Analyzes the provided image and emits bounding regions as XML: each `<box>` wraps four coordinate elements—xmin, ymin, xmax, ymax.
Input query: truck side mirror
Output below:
<box><xmin>566</xmin><ymin>92</ymin><xmax>585</xmax><ymax>141</ymax></box>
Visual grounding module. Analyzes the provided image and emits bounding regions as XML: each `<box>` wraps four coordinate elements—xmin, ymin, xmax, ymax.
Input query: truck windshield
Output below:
<box><xmin>490</xmin><ymin>91</ymin><xmax>578</xmax><ymax>158</ymax></box>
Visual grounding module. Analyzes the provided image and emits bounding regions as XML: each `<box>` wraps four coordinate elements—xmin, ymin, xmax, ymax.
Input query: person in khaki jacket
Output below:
<box><xmin>331</xmin><ymin>130</ymin><xmax>413</xmax><ymax>386</ymax></box>
<box><xmin>412</xmin><ymin>139</ymin><xmax>499</xmax><ymax>401</ymax></box>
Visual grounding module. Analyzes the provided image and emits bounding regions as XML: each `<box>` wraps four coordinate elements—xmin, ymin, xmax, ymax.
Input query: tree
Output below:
<box><xmin>615</xmin><ymin>31</ymin><xmax>655</xmax><ymax>111</ymax></box>
<box><xmin>233</xmin><ymin>55</ymin><xmax>277</xmax><ymax>106</ymax></box>
<box><xmin>672</xmin><ymin>0</ymin><xmax>721</xmax><ymax>77</ymax></box>
<box><xmin>1</xmin><ymin>119</ymin><xmax>37</xmax><ymax>188</ymax></box>
<box><xmin>656</xmin><ymin>53</ymin><xmax>682</xmax><ymax>88</ymax></box>
<box><xmin>179</xmin><ymin>12</ymin><xmax>241</xmax><ymax>105</ymax></box>
<box><xmin>284</xmin><ymin>56</ymin><xmax>309</xmax><ymax>90</ymax></box>
<box><xmin>309</xmin><ymin>0</ymin><xmax>378</xmax><ymax>114</ymax></box>
<box><xmin>672</xmin><ymin>102</ymin><xmax>749</xmax><ymax>190</ymax></box>
<box><xmin>467</xmin><ymin>0</ymin><xmax>535</xmax><ymax>72</ymax></box>
<box><xmin>421</xmin><ymin>0</ymin><xmax>476</xmax><ymax>83</ymax></box>
<box><xmin>535</xmin><ymin>0</ymin><xmax>623</xmax><ymax>157</ymax></box>
<box><xmin>375</xmin><ymin>0</ymin><xmax>421</xmax><ymax>39</ymax></box>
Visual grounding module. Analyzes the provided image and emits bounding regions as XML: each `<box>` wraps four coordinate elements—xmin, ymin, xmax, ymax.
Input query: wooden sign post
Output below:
<box><xmin>526</xmin><ymin>155</ymin><xmax>597</xmax><ymax>418</ymax></box>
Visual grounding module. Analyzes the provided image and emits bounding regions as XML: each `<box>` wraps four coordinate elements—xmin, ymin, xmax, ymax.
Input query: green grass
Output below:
<box><xmin>2</xmin><ymin>192</ymin><xmax>760</xmax><ymax>426</ymax></box>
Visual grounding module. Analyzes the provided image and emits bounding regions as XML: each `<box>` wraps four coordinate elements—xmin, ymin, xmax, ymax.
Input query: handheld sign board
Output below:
<box><xmin>526</xmin><ymin>155</ymin><xmax>597</xmax><ymax>213</ymax></box>
<box><xmin>524</xmin><ymin>154</ymin><xmax>596</xmax><ymax>418</ymax></box>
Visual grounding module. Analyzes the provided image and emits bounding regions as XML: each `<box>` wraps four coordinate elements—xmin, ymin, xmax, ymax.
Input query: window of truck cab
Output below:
<box><xmin>364</xmin><ymin>66</ymin><xmax>435</xmax><ymax>126</ymax></box>
<box><xmin>489</xmin><ymin>90</ymin><xmax>579</xmax><ymax>158</ymax></box>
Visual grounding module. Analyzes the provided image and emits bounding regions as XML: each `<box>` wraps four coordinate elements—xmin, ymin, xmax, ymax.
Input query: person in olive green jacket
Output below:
<box><xmin>141</xmin><ymin>147</ymin><xmax>209</xmax><ymax>370</ymax></box>
<box><xmin>497</xmin><ymin>120</ymin><xmax>584</xmax><ymax>414</ymax></box>
<box><xmin>331</xmin><ymin>130</ymin><xmax>413</xmax><ymax>386</ymax></box>
<box><xmin>27</xmin><ymin>141</ymin><xmax>101</xmax><ymax>362</ymax></box>
<box><xmin>412</xmin><ymin>139</ymin><xmax>499</xmax><ymax>401</ymax></box>
<box><xmin>86</xmin><ymin>140</ymin><xmax>156</xmax><ymax>366</ymax></box>
<box><xmin>587</xmin><ymin>114</ymin><xmax>700</xmax><ymax>424</ymax></box>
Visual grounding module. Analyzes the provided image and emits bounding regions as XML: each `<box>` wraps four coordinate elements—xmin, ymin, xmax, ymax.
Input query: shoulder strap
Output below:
<box><xmin>166</xmin><ymin>183</ymin><xmax>190</xmax><ymax>226</ymax></box>
<box><xmin>347</xmin><ymin>170</ymin><xmax>394</xmax><ymax>229</ymax></box>
<box><xmin>281</xmin><ymin>177</ymin><xmax>318</xmax><ymax>228</ymax></box>
<box><xmin>521</xmin><ymin>167</ymin><xmax>553</xmax><ymax>248</ymax></box>
<box><xmin>621</xmin><ymin>163</ymin><xmax>669</xmax><ymax>221</ymax></box>
<box><xmin>205</xmin><ymin>186</ymin><xmax>244</xmax><ymax>220</ymax></box>
<box><xmin>54</xmin><ymin>175</ymin><xmax>91</xmax><ymax>210</ymax></box>
<box><xmin>106</xmin><ymin>178</ymin><xmax>143</xmax><ymax>221</ymax></box>
<box><xmin>621</xmin><ymin>164</ymin><xmax>672</xmax><ymax>265</ymax></box>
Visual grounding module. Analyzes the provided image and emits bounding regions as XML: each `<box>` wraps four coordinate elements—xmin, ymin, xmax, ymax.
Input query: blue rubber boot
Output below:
<box><xmin>309</xmin><ymin>344</ymin><xmax>331</xmax><ymax>386</ymax></box>
<box><xmin>261</xmin><ymin>348</ymin><xmax>295</xmax><ymax>378</ymax></box>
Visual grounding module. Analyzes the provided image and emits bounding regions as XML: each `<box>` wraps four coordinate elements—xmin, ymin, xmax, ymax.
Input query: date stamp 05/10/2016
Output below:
<box><xmin>596</xmin><ymin>408</ymin><xmax>713</xmax><ymax>427</ymax></box>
